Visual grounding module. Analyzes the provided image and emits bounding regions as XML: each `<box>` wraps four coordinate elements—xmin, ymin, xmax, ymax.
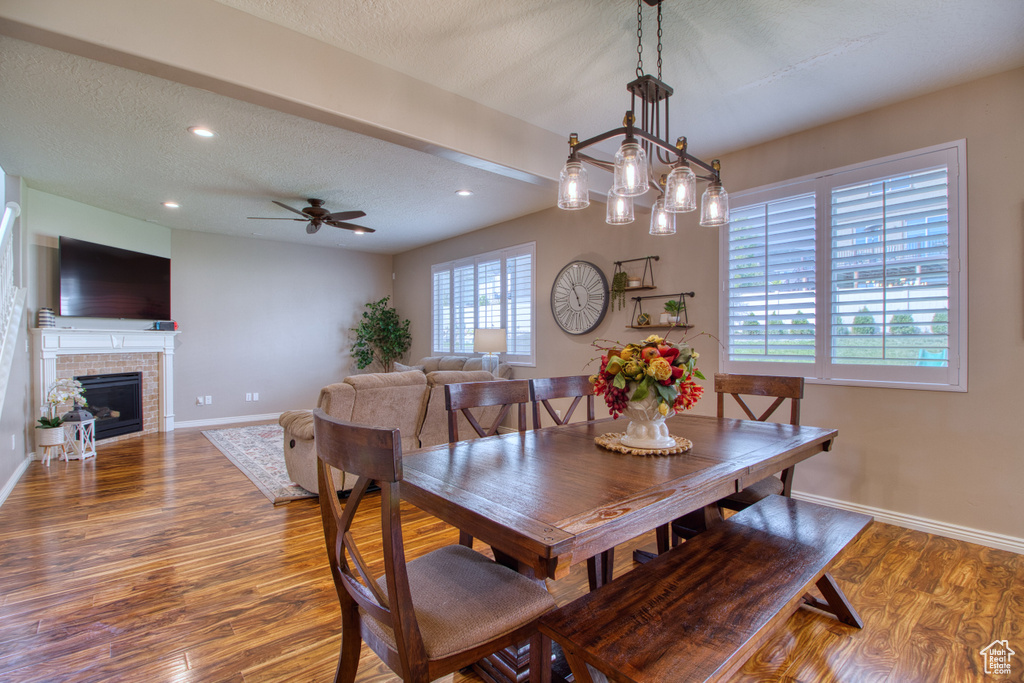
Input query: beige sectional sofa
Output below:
<box><xmin>280</xmin><ymin>356</ymin><xmax>512</xmax><ymax>494</ymax></box>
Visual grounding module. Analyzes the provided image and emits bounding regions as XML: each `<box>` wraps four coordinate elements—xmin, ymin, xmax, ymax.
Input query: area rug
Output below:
<box><xmin>202</xmin><ymin>424</ymin><xmax>315</xmax><ymax>505</ymax></box>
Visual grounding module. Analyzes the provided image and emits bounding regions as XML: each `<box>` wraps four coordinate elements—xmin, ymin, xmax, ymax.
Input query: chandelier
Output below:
<box><xmin>557</xmin><ymin>0</ymin><xmax>729</xmax><ymax>234</ymax></box>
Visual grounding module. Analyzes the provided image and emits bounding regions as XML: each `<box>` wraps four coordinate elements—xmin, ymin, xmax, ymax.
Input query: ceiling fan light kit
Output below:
<box><xmin>247</xmin><ymin>198</ymin><xmax>375</xmax><ymax>235</ymax></box>
<box><xmin>557</xmin><ymin>0</ymin><xmax>729</xmax><ymax>233</ymax></box>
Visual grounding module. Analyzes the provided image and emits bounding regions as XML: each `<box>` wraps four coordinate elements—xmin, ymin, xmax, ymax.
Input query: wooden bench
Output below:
<box><xmin>539</xmin><ymin>495</ymin><xmax>873</xmax><ymax>683</ymax></box>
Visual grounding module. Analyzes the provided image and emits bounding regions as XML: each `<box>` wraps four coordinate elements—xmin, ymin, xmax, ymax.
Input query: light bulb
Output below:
<box><xmin>664</xmin><ymin>164</ymin><xmax>697</xmax><ymax>213</ymax></box>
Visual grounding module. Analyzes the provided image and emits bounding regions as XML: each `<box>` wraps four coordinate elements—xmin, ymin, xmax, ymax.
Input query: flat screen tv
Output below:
<box><xmin>59</xmin><ymin>237</ymin><xmax>171</xmax><ymax>320</ymax></box>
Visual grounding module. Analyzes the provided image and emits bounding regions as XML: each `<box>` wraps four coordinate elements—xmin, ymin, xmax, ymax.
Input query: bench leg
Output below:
<box><xmin>803</xmin><ymin>572</ymin><xmax>864</xmax><ymax>628</ymax></box>
<box><xmin>562</xmin><ymin>646</ymin><xmax>600</xmax><ymax>683</ymax></box>
<box><xmin>587</xmin><ymin>549</ymin><xmax>615</xmax><ymax>591</ymax></box>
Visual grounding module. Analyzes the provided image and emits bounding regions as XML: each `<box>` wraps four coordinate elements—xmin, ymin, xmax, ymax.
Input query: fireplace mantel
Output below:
<box><xmin>32</xmin><ymin>328</ymin><xmax>178</xmax><ymax>432</ymax></box>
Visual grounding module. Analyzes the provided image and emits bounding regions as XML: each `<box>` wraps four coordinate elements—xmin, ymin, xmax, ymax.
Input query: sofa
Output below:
<box><xmin>280</xmin><ymin>356</ymin><xmax>512</xmax><ymax>494</ymax></box>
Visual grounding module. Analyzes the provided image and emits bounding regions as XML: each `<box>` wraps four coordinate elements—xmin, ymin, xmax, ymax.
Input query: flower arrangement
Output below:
<box><xmin>591</xmin><ymin>334</ymin><xmax>705</xmax><ymax>418</ymax></box>
<box><xmin>37</xmin><ymin>378</ymin><xmax>87</xmax><ymax>429</ymax></box>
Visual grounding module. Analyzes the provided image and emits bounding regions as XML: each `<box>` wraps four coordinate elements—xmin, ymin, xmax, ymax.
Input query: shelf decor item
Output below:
<box><xmin>37</xmin><ymin>307</ymin><xmax>55</xmax><ymax>328</ymax></box>
<box><xmin>590</xmin><ymin>334</ymin><xmax>704</xmax><ymax>450</ymax></box>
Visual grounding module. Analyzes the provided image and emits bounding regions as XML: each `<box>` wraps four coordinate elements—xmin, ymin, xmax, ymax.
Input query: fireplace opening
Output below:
<box><xmin>75</xmin><ymin>372</ymin><xmax>143</xmax><ymax>440</ymax></box>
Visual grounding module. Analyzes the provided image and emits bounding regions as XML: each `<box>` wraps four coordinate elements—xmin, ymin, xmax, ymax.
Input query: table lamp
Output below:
<box><xmin>474</xmin><ymin>328</ymin><xmax>507</xmax><ymax>375</ymax></box>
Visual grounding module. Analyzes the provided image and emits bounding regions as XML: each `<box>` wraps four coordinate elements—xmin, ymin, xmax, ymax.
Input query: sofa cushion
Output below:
<box><xmin>394</xmin><ymin>361</ymin><xmax>426</xmax><ymax>373</ymax></box>
<box><xmin>419</xmin><ymin>371</ymin><xmax>507</xmax><ymax>448</ymax></box>
<box><xmin>462</xmin><ymin>358</ymin><xmax>513</xmax><ymax>379</ymax></box>
<box><xmin>438</xmin><ymin>356</ymin><xmax>471</xmax><ymax>371</ymax></box>
<box><xmin>317</xmin><ymin>382</ymin><xmax>356</xmax><ymax>422</ymax></box>
<box><xmin>346</xmin><ymin>370</ymin><xmax>429</xmax><ymax>453</ymax></box>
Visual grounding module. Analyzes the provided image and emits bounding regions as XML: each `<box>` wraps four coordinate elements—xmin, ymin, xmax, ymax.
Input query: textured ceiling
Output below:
<box><xmin>1</xmin><ymin>0</ymin><xmax>1023</xmax><ymax>255</ymax></box>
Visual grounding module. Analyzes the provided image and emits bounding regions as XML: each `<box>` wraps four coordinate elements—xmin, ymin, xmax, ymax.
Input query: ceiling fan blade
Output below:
<box><xmin>273</xmin><ymin>200</ymin><xmax>311</xmax><ymax>217</ymax></box>
<box><xmin>247</xmin><ymin>216</ymin><xmax>306</xmax><ymax>220</ymax></box>
<box><xmin>326</xmin><ymin>220</ymin><xmax>376</xmax><ymax>233</ymax></box>
<box><xmin>306</xmin><ymin>222</ymin><xmax>321</xmax><ymax>235</ymax></box>
<box><xmin>326</xmin><ymin>210</ymin><xmax>366</xmax><ymax>222</ymax></box>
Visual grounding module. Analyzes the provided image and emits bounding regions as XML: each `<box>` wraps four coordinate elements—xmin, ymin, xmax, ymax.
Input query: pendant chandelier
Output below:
<box><xmin>557</xmin><ymin>0</ymin><xmax>729</xmax><ymax>234</ymax></box>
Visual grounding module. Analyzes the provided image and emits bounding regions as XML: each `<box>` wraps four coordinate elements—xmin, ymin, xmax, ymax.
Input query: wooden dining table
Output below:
<box><xmin>400</xmin><ymin>412</ymin><xmax>838</xmax><ymax>683</ymax></box>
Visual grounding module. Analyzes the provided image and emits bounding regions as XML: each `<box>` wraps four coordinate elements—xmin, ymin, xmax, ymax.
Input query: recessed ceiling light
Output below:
<box><xmin>163</xmin><ymin>201</ymin><xmax>180</xmax><ymax>208</ymax></box>
<box><xmin>188</xmin><ymin>126</ymin><xmax>216</xmax><ymax>138</ymax></box>
<box><xmin>455</xmin><ymin>189</ymin><xmax>474</xmax><ymax>197</ymax></box>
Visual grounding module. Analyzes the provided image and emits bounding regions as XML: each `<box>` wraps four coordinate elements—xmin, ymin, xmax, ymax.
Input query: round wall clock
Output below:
<box><xmin>551</xmin><ymin>260</ymin><xmax>609</xmax><ymax>335</ymax></box>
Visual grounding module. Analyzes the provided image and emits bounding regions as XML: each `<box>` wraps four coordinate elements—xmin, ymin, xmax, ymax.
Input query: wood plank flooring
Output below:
<box><xmin>1</xmin><ymin>425</ymin><xmax>1020</xmax><ymax>682</ymax></box>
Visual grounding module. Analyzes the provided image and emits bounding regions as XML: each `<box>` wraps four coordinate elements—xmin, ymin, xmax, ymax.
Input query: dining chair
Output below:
<box><xmin>529</xmin><ymin>376</ymin><xmax>611</xmax><ymax>589</ymax></box>
<box><xmin>445</xmin><ymin>379</ymin><xmax>531</xmax><ymax>441</ymax></box>
<box><xmin>529</xmin><ymin>375</ymin><xmax>595</xmax><ymax>430</ymax></box>
<box><xmin>312</xmin><ymin>409</ymin><xmax>555</xmax><ymax>683</ymax></box>
<box><xmin>445</xmin><ymin>379</ymin><xmax>531</xmax><ymax>548</ymax></box>
<box><xmin>670</xmin><ymin>373</ymin><xmax>805</xmax><ymax>542</ymax></box>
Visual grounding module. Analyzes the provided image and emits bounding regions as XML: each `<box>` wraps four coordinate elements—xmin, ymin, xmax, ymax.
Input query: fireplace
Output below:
<box><xmin>77</xmin><ymin>372</ymin><xmax>143</xmax><ymax>440</ymax></box>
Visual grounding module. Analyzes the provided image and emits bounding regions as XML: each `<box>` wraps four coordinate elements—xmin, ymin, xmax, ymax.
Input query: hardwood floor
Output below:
<box><xmin>0</xmin><ymin>425</ymin><xmax>1020</xmax><ymax>682</ymax></box>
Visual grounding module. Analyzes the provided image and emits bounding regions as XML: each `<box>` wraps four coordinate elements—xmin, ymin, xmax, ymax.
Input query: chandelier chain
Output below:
<box><xmin>656</xmin><ymin>2</ymin><xmax>663</xmax><ymax>79</ymax></box>
<box><xmin>635</xmin><ymin>0</ymin><xmax>644</xmax><ymax>78</ymax></box>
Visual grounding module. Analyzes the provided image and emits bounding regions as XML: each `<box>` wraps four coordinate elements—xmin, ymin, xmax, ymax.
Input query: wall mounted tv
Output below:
<box><xmin>59</xmin><ymin>237</ymin><xmax>171</xmax><ymax>320</ymax></box>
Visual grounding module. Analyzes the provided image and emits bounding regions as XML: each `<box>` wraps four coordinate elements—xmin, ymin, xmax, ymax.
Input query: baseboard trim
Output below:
<box><xmin>174</xmin><ymin>413</ymin><xmax>282</xmax><ymax>430</ymax></box>
<box><xmin>793</xmin><ymin>491</ymin><xmax>1024</xmax><ymax>555</ymax></box>
<box><xmin>0</xmin><ymin>455</ymin><xmax>33</xmax><ymax>508</ymax></box>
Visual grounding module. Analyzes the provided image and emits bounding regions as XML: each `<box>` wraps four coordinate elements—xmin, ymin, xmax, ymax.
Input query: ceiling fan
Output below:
<box><xmin>248</xmin><ymin>198</ymin><xmax>375</xmax><ymax>234</ymax></box>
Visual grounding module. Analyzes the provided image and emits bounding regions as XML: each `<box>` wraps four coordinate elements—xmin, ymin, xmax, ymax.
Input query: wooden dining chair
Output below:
<box><xmin>445</xmin><ymin>379</ymin><xmax>531</xmax><ymax>547</ymax></box>
<box><xmin>529</xmin><ymin>376</ymin><xmax>611</xmax><ymax>589</ymax></box>
<box><xmin>669</xmin><ymin>373</ymin><xmax>805</xmax><ymax>543</ymax></box>
<box><xmin>312</xmin><ymin>409</ymin><xmax>555</xmax><ymax>683</ymax></box>
<box><xmin>529</xmin><ymin>375</ymin><xmax>595</xmax><ymax>430</ymax></box>
<box><xmin>445</xmin><ymin>379</ymin><xmax>531</xmax><ymax>441</ymax></box>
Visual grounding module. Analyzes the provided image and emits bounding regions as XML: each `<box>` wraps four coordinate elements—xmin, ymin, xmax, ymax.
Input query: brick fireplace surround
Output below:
<box><xmin>32</xmin><ymin>329</ymin><xmax>178</xmax><ymax>445</ymax></box>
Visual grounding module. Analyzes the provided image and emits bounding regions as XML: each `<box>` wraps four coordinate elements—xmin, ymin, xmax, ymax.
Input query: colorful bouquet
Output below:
<box><xmin>591</xmin><ymin>334</ymin><xmax>705</xmax><ymax>418</ymax></box>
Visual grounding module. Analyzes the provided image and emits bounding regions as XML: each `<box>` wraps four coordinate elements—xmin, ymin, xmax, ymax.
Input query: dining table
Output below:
<box><xmin>399</xmin><ymin>412</ymin><xmax>838</xmax><ymax>683</ymax></box>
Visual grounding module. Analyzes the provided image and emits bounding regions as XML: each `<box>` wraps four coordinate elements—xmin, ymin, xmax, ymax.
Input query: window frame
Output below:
<box><xmin>719</xmin><ymin>140</ymin><xmax>967</xmax><ymax>392</ymax></box>
<box><xmin>431</xmin><ymin>241</ymin><xmax>536</xmax><ymax>366</ymax></box>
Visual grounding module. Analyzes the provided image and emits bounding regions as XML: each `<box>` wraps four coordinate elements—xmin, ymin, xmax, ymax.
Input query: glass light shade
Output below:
<box><xmin>664</xmin><ymin>164</ymin><xmax>697</xmax><ymax>212</ymax></box>
<box><xmin>613</xmin><ymin>141</ymin><xmax>649</xmax><ymax>197</ymax></box>
<box><xmin>558</xmin><ymin>160</ymin><xmax>590</xmax><ymax>210</ymax></box>
<box><xmin>606</xmin><ymin>190</ymin><xmax>634</xmax><ymax>225</ymax></box>
<box><xmin>700</xmin><ymin>183</ymin><xmax>730</xmax><ymax>227</ymax></box>
<box><xmin>649</xmin><ymin>197</ymin><xmax>676</xmax><ymax>236</ymax></box>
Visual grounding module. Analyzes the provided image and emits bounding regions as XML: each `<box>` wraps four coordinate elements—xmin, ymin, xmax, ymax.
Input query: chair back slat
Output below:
<box><xmin>312</xmin><ymin>409</ymin><xmax>429</xmax><ymax>674</ymax></box>
<box><xmin>529</xmin><ymin>375</ymin><xmax>596</xmax><ymax>429</ymax></box>
<box><xmin>445</xmin><ymin>380</ymin><xmax>530</xmax><ymax>441</ymax></box>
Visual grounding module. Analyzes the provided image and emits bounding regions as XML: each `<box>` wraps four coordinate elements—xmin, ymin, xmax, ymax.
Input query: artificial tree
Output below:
<box><xmin>351</xmin><ymin>296</ymin><xmax>412</xmax><ymax>372</ymax></box>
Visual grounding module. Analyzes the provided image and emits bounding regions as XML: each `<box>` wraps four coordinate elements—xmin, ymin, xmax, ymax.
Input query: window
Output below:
<box><xmin>431</xmin><ymin>242</ymin><xmax>535</xmax><ymax>365</ymax></box>
<box><xmin>720</xmin><ymin>141</ymin><xmax>966</xmax><ymax>391</ymax></box>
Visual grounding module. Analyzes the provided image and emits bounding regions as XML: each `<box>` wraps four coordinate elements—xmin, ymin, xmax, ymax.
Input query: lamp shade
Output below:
<box><xmin>613</xmin><ymin>141</ymin><xmax>649</xmax><ymax>197</ymax></box>
<box><xmin>664</xmin><ymin>164</ymin><xmax>697</xmax><ymax>212</ymax></box>
<box><xmin>606</xmin><ymin>189</ymin><xmax>634</xmax><ymax>225</ymax></box>
<box><xmin>649</xmin><ymin>197</ymin><xmax>676</xmax><ymax>236</ymax></box>
<box><xmin>474</xmin><ymin>328</ymin><xmax>507</xmax><ymax>353</ymax></box>
<box><xmin>558</xmin><ymin>160</ymin><xmax>590</xmax><ymax>209</ymax></box>
<box><xmin>700</xmin><ymin>183</ymin><xmax>730</xmax><ymax>227</ymax></box>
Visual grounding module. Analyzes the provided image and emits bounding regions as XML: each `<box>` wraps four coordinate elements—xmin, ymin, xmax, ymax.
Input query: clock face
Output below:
<box><xmin>551</xmin><ymin>261</ymin><xmax>609</xmax><ymax>335</ymax></box>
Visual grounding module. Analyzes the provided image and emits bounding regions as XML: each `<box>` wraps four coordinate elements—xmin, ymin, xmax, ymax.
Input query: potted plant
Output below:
<box><xmin>351</xmin><ymin>296</ymin><xmax>412</xmax><ymax>372</ymax></box>
<box><xmin>610</xmin><ymin>271</ymin><xmax>629</xmax><ymax>311</ymax></box>
<box><xmin>36</xmin><ymin>378</ymin><xmax>88</xmax><ymax>446</ymax></box>
<box><xmin>664</xmin><ymin>298</ymin><xmax>684</xmax><ymax>325</ymax></box>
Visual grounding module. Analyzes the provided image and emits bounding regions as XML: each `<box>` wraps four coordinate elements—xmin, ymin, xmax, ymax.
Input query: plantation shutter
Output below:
<box><xmin>431</xmin><ymin>267</ymin><xmax>451</xmax><ymax>353</ymax></box>
<box><xmin>723</xmin><ymin>182</ymin><xmax>816</xmax><ymax>376</ymax></box>
<box><xmin>452</xmin><ymin>264</ymin><xmax>475</xmax><ymax>354</ymax></box>
<box><xmin>505</xmin><ymin>248</ymin><xmax>534</xmax><ymax>361</ymax></box>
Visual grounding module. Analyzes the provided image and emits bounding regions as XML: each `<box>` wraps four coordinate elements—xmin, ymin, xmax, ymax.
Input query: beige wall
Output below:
<box><xmin>395</xmin><ymin>67</ymin><xmax>1024</xmax><ymax>540</ymax></box>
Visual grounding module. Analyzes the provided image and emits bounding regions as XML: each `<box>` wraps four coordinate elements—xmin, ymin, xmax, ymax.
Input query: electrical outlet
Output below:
<box><xmin>245</xmin><ymin>393</ymin><xmax>252</xmax><ymax>402</ymax></box>
<box><xmin>253</xmin><ymin>392</ymin><xmax>259</xmax><ymax>401</ymax></box>
<box><xmin>205</xmin><ymin>395</ymin><xmax>212</xmax><ymax>405</ymax></box>
<box><xmin>196</xmin><ymin>396</ymin><xmax>204</xmax><ymax>406</ymax></box>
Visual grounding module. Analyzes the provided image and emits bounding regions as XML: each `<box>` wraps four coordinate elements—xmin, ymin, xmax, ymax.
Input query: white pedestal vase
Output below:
<box><xmin>619</xmin><ymin>392</ymin><xmax>676</xmax><ymax>449</ymax></box>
